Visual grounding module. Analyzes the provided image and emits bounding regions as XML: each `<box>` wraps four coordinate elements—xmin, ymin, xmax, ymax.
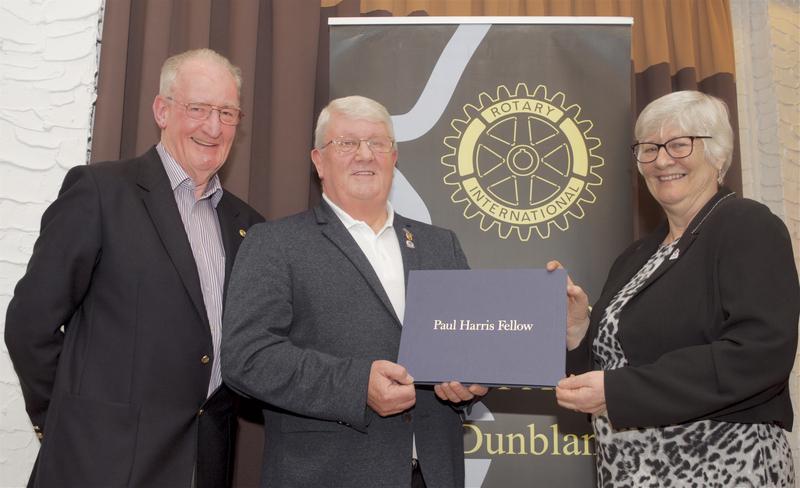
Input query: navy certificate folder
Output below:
<box><xmin>397</xmin><ymin>268</ymin><xmax>566</xmax><ymax>388</ymax></box>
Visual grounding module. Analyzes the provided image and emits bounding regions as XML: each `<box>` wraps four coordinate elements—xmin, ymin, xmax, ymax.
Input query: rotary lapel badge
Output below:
<box><xmin>404</xmin><ymin>228</ymin><xmax>415</xmax><ymax>249</ymax></box>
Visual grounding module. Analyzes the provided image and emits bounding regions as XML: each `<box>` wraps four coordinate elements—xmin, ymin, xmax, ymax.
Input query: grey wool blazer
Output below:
<box><xmin>222</xmin><ymin>201</ymin><xmax>470</xmax><ymax>488</ymax></box>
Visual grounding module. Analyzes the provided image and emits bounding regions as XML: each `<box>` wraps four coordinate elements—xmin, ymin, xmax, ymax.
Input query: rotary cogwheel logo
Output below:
<box><xmin>442</xmin><ymin>83</ymin><xmax>603</xmax><ymax>241</ymax></box>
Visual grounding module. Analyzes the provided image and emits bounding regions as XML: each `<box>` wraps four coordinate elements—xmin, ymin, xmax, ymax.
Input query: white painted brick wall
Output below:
<box><xmin>732</xmin><ymin>0</ymin><xmax>800</xmax><ymax>477</ymax></box>
<box><xmin>769</xmin><ymin>1</ymin><xmax>800</xmax><ymax>474</ymax></box>
<box><xmin>0</xmin><ymin>0</ymin><xmax>102</xmax><ymax>485</ymax></box>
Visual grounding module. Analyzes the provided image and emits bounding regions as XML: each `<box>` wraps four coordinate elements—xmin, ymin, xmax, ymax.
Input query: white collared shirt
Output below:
<box><xmin>324</xmin><ymin>195</ymin><xmax>418</xmax><ymax>458</ymax></box>
<box><xmin>323</xmin><ymin>194</ymin><xmax>406</xmax><ymax>323</ymax></box>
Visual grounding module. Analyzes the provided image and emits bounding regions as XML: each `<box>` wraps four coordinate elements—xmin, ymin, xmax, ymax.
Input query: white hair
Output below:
<box><xmin>634</xmin><ymin>90</ymin><xmax>734</xmax><ymax>183</ymax></box>
<box><xmin>159</xmin><ymin>48</ymin><xmax>242</xmax><ymax>97</ymax></box>
<box><xmin>314</xmin><ymin>96</ymin><xmax>395</xmax><ymax>149</ymax></box>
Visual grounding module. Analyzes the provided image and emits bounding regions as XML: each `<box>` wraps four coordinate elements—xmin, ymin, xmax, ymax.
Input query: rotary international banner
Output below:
<box><xmin>330</xmin><ymin>17</ymin><xmax>632</xmax><ymax>487</ymax></box>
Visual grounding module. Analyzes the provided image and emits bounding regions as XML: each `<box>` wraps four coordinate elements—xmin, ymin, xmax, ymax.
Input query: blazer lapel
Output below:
<box><xmin>136</xmin><ymin>147</ymin><xmax>210</xmax><ymax>330</ymax></box>
<box><xmin>394</xmin><ymin>216</ymin><xmax>420</xmax><ymax>286</ymax></box>
<box><xmin>216</xmin><ymin>194</ymin><xmax>244</xmax><ymax>302</ymax></box>
<box><xmin>315</xmin><ymin>203</ymin><xmax>402</xmax><ymax>327</ymax></box>
<box><xmin>594</xmin><ymin>227</ymin><xmax>664</xmax><ymax>313</ymax></box>
<box><xmin>617</xmin><ymin>188</ymin><xmax>736</xmax><ymax>303</ymax></box>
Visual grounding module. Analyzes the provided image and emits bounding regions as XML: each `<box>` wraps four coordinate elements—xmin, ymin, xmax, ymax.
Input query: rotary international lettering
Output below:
<box><xmin>464</xmin><ymin>181</ymin><xmax>584</xmax><ymax>225</ymax></box>
<box><xmin>433</xmin><ymin>319</ymin><xmax>535</xmax><ymax>332</ymax></box>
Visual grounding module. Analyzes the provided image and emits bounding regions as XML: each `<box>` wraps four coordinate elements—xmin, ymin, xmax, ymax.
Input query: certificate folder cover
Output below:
<box><xmin>397</xmin><ymin>269</ymin><xmax>566</xmax><ymax>388</ymax></box>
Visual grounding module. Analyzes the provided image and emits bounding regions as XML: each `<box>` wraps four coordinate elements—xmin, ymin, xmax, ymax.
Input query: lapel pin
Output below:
<box><xmin>404</xmin><ymin>228</ymin><xmax>415</xmax><ymax>249</ymax></box>
<box><xmin>669</xmin><ymin>248</ymin><xmax>680</xmax><ymax>260</ymax></box>
<box><xmin>239</xmin><ymin>228</ymin><xmax>247</xmax><ymax>238</ymax></box>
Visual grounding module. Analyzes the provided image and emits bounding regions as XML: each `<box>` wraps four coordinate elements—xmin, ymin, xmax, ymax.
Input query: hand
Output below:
<box><xmin>434</xmin><ymin>381</ymin><xmax>488</xmax><ymax>403</ymax></box>
<box><xmin>555</xmin><ymin>371</ymin><xmax>606</xmax><ymax>415</ymax></box>
<box><xmin>546</xmin><ymin>260</ymin><xmax>590</xmax><ymax>350</ymax></box>
<box><xmin>367</xmin><ymin>360</ymin><xmax>416</xmax><ymax>417</ymax></box>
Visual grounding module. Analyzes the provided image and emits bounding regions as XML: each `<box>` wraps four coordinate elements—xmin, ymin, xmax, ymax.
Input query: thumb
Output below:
<box><xmin>384</xmin><ymin>362</ymin><xmax>414</xmax><ymax>384</ymax></box>
<box><xmin>546</xmin><ymin>260</ymin><xmax>563</xmax><ymax>271</ymax></box>
<box><xmin>557</xmin><ymin>374</ymin><xmax>580</xmax><ymax>389</ymax></box>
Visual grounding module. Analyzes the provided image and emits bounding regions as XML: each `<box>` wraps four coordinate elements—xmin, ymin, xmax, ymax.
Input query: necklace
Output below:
<box><xmin>663</xmin><ymin>192</ymin><xmax>736</xmax><ymax>246</ymax></box>
<box><xmin>690</xmin><ymin>192</ymin><xmax>735</xmax><ymax>234</ymax></box>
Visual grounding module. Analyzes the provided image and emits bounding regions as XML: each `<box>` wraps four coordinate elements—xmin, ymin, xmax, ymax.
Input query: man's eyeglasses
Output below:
<box><xmin>631</xmin><ymin>136</ymin><xmax>711</xmax><ymax>163</ymax></box>
<box><xmin>321</xmin><ymin>136</ymin><xmax>395</xmax><ymax>155</ymax></box>
<box><xmin>165</xmin><ymin>96</ymin><xmax>243</xmax><ymax>126</ymax></box>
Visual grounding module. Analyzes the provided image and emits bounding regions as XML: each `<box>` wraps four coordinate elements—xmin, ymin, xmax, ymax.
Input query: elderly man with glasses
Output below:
<box><xmin>5</xmin><ymin>48</ymin><xmax>263</xmax><ymax>488</ymax></box>
<box><xmin>222</xmin><ymin>95</ymin><xmax>488</xmax><ymax>488</ymax></box>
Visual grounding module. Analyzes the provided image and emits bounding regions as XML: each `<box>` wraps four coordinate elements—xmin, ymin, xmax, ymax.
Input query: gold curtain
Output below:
<box><xmin>359</xmin><ymin>0</ymin><xmax>735</xmax><ymax>78</ymax></box>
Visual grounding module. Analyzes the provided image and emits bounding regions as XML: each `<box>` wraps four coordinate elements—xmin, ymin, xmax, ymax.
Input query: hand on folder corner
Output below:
<box><xmin>367</xmin><ymin>360</ymin><xmax>488</xmax><ymax>416</ymax></box>
<box><xmin>434</xmin><ymin>382</ymin><xmax>488</xmax><ymax>403</ymax></box>
<box><xmin>546</xmin><ymin>260</ymin><xmax>607</xmax><ymax>416</ymax></box>
<box><xmin>368</xmin><ymin>360</ymin><xmax>416</xmax><ymax>417</ymax></box>
<box><xmin>546</xmin><ymin>260</ymin><xmax>590</xmax><ymax>351</ymax></box>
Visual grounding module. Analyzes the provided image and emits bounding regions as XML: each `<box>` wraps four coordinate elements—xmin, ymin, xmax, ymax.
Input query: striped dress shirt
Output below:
<box><xmin>157</xmin><ymin>143</ymin><xmax>225</xmax><ymax>397</ymax></box>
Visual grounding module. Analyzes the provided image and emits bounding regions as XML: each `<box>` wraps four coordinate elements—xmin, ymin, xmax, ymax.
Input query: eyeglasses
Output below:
<box><xmin>321</xmin><ymin>136</ymin><xmax>395</xmax><ymax>155</ymax></box>
<box><xmin>631</xmin><ymin>136</ymin><xmax>711</xmax><ymax>163</ymax></box>
<box><xmin>165</xmin><ymin>96</ymin><xmax>243</xmax><ymax>126</ymax></box>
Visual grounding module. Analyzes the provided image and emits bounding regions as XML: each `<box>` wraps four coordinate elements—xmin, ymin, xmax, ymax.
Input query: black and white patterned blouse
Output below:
<box><xmin>591</xmin><ymin>239</ymin><xmax>795</xmax><ymax>487</ymax></box>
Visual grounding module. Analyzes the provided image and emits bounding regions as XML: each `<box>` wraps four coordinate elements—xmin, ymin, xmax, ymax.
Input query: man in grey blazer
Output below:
<box><xmin>222</xmin><ymin>95</ymin><xmax>487</xmax><ymax>488</ymax></box>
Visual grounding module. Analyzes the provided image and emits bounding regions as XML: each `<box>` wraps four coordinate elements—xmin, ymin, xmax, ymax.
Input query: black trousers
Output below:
<box><xmin>411</xmin><ymin>459</ymin><xmax>426</xmax><ymax>488</ymax></box>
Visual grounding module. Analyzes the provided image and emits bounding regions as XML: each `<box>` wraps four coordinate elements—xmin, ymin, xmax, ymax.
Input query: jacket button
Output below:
<box><xmin>200</xmin><ymin>355</ymin><xmax>210</xmax><ymax>364</ymax></box>
<box><xmin>403</xmin><ymin>413</ymin><xmax>412</xmax><ymax>424</ymax></box>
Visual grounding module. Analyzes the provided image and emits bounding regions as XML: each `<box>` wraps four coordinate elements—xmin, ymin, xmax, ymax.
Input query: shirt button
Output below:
<box><xmin>200</xmin><ymin>355</ymin><xmax>210</xmax><ymax>364</ymax></box>
<box><xmin>198</xmin><ymin>409</ymin><xmax>204</xmax><ymax>416</ymax></box>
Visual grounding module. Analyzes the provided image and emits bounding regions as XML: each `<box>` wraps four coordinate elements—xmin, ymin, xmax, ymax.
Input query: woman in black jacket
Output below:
<box><xmin>552</xmin><ymin>90</ymin><xmax>798</xmax><ymax>487</ymax></box>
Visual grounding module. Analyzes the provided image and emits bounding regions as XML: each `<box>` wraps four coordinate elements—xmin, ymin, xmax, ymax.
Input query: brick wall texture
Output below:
<box><xmin>0</xmin><ymin>1</ymin><xmax>103</xmax><ymax>486</ymax></box>
<box><xmin>732</xmin><ymin>0</ymin><xmax>800</xmax><ymax>477</ymax></box>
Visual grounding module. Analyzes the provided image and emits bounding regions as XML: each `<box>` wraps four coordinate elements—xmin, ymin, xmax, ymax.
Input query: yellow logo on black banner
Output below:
<box><xmin>442</xmin><ymin>84</ymin><xmax>603</xmax><ymax>241</ymax></box>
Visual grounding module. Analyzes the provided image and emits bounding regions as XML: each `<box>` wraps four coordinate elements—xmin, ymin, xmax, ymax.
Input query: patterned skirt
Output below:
<box><xmin>593</xmin><ymin>414</ymin><xmax>795</xmax><ymax>487</ymax></box>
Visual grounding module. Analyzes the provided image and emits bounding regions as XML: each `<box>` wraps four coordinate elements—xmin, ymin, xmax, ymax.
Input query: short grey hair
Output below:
<box><xmin>314</xmin><ymin>96</ymin><xmax>395</xmax><ymax>149</ymax></box>
<box><xmin>159</xmin><ymin>48</ymin><xmax>242</xmax><ymax>98</ymax></box>
<box><xmin>634</xmin><ymin>90</ymin><xmax>734</xmax><ymax>183</ymax></box>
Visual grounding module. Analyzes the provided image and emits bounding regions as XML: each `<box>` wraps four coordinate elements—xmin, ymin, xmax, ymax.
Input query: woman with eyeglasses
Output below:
<box><xmin>550</xmin><ymin>90</ymin><xmax>798</xmax><ymax>486</ymax></box>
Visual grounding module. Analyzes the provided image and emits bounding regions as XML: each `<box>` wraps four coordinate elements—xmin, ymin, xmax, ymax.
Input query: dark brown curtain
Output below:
<box><xmin>92</xmin><ymin>0</ymin><xmax>361</xmax><ymax>219</ymax></box>
<box><xmin>90</xmin><ymin>1</ymin><xmax>738</xmax><ymax>485</ymax></box>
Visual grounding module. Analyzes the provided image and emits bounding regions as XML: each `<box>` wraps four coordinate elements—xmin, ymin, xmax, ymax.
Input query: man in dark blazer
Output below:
<box><xmin>5</xmin><ymin>48</ymin><xmax>263</xmax><ymax>488</ymax></box>
<box><xmin>222</xmin><ymin>96</ymin><xmax>487</xmax><ymax>488</ymax></box>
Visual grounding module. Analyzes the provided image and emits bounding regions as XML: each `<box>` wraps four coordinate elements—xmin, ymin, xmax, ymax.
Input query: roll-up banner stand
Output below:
<box><xmin>330</xmin><ymin>17</ymin><xmax>633</xmax><ymax>487</ymax></box>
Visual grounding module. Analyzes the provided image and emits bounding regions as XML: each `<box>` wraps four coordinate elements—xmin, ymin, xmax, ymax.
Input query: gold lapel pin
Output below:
<box><xmin>239</xmin><ymin>228</ymin><xmax>247</xmax><ymax>238</ymax></box>
<box><xmin>404</xmin><ymin>228</ymin><xmax>415</xmax><ymax>248</ymax></box>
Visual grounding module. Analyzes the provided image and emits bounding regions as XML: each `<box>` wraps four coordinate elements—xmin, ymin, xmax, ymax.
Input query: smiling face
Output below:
<box><xmin>638</xmin><ymin>126</ymin><xmax>721</xmax><ymax>220</ymax></box>
<box><xmin>311</xmin><ymin>113</ymin><xmax>397</xmax><ymax>217</ymax></box>
<box><xmin>153</xmin><ymin>57</ymin><xmax>239</xmax><ymax>187</ymax></box>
